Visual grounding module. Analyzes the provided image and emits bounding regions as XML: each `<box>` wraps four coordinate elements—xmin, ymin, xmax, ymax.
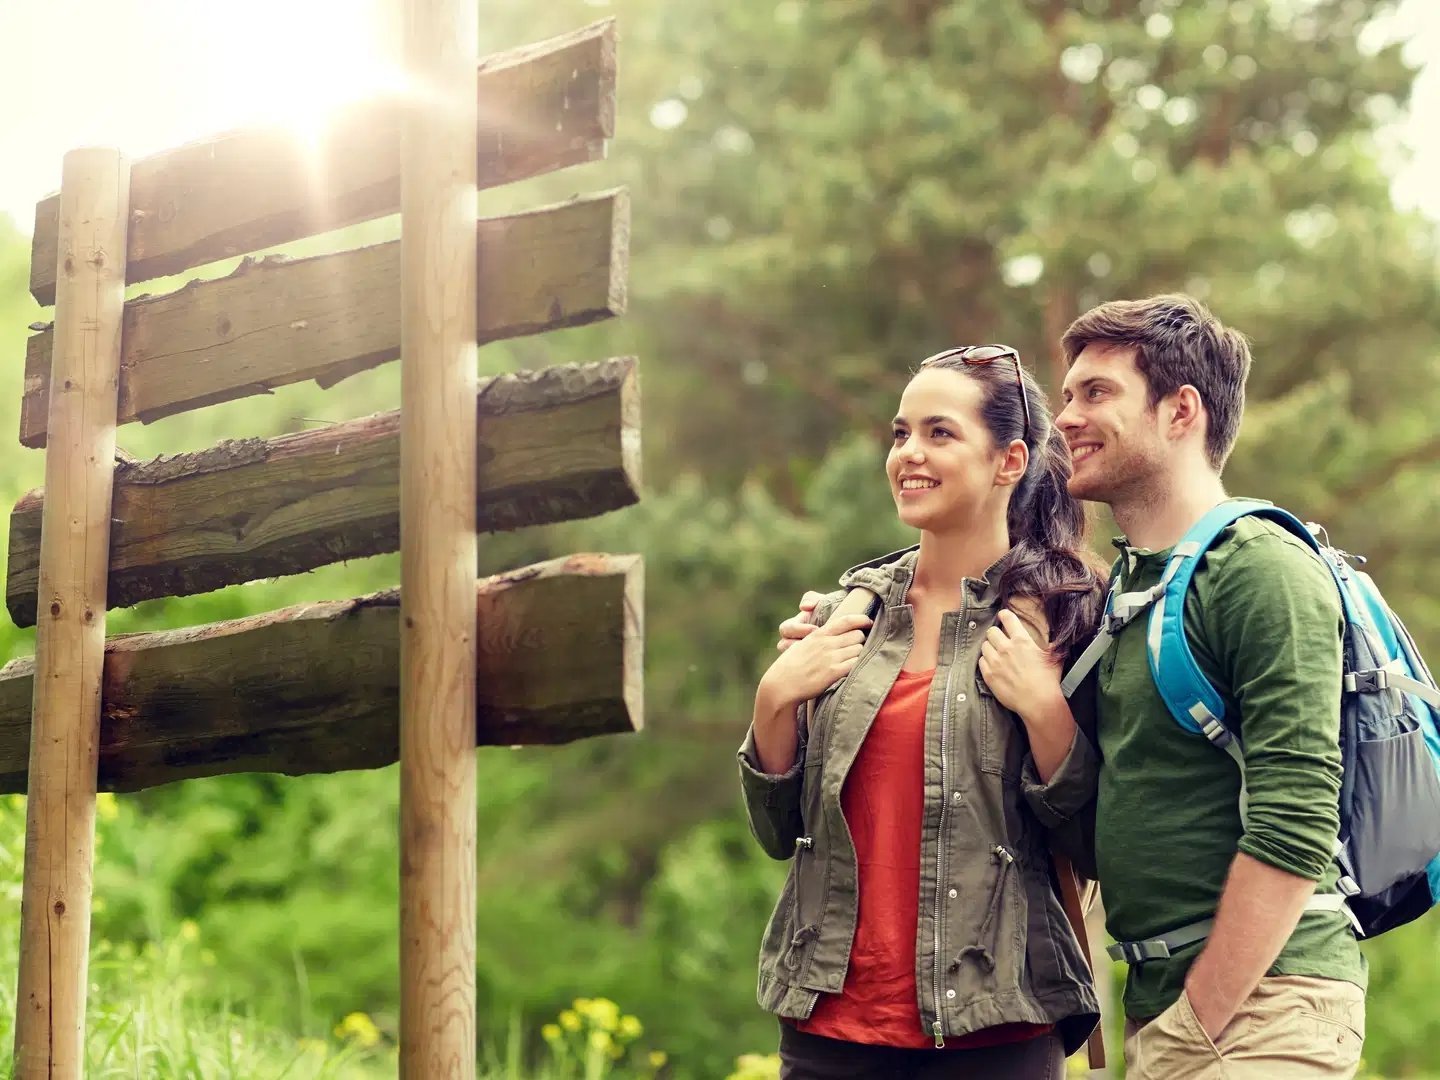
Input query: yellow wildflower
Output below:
<box><xmin>335</xmin><ymin>1011</ymin><xmax>382</xmax><ymax>1049</ymax></box>
<box><xmin>96</xmin><ymin>792</ymin><xmax>119</xmax><ymax>822</ymax></box>
<box><xmin>179</xmin><ymin>920</ymin><xmax>200</xmax><ymax>943</ymax></box>
<box><xmin>559</xmin><ymin>1009</ymin><xmax>582</xmax><ymax>1032</ymax></box>
<box><xmin>618</xmin><ymin>1014</ymin><xmax>643</xmax><ymax>1040</ymax></box>
<box><xmin>541</xmin><ymin>1023</ymin><xmax>561</xmax><ymax>1043</ymax></box>
<box><xmin>726</xmin><ymin>1052</ymin><xmax>782</xmax><ymax>1080</ymax></box>
<box><xmin>649</xmin><ymin>1050</ymin><xmax>668</xmax><ymax>1069</ymax></box>
<box><xmin>588</xmin><ymin>1029</ymin><xmax>613</xmax><ymax>1054</ymax></box>
<box><xmin>589</xmin><ymin>997</ymin><xmax>621</xmax><ymax>1030</ymax></box>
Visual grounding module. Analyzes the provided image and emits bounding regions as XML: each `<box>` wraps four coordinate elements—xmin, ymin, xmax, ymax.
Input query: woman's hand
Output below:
<box><xmin>978</xmin><ymin>609</ymin><xmax>1065</xmax><ymax>721</ymax></box>
<box><xmin>758</xmin><ymin>611</ymin><xmax>872</xmax><ymax>710</ymax></box>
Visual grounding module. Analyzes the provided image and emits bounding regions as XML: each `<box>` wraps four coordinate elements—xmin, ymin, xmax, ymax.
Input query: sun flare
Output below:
<box><xmin>0</xmin><ymin>0</ymin><xmax>409</xmax><ymax>228</ymax></box>
<box><xmin>159</xmin><ymin>0</ymin><xmax>407</xmax><ymax>145</ymax></box>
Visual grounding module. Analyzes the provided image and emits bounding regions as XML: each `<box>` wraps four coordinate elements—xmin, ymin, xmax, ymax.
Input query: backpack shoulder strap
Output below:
<box><xmin>1149</xmin><ymin>499</ymin><xmax>1322</xmax><ymax>741</ymax></box>
<box><xmin>830</xmin><ymin>584</ymin><xmax>882</xmax><ymax>624</ymax></box>
<box><xmin>803</xmin><ymin>585</ymin><xmax>883</xmax><ymax>736</ymax></box>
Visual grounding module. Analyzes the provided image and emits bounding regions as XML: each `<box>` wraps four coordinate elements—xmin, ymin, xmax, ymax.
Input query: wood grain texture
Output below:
<box><xmin>20</xmin><ymin>190</ymin><xmax>629</xmax><ymax>448</ymax></box>
<box><xmin>7</xmin><ymin>359</ymin><xmax>639</xmax><ymax>626</ymax></box>
<box><xmin>399</xmin><ymin>0</ymin><xmax>480</xmax><ymax>1073</ymax></box>
<box><xmin>0</xmin><ymin>554</ymin><xmax>643</xmax><ymax>794</ymax></box>
<box><xmin>15</xmin><ymin>149</ymin><xmax>130</xmax><ymax>1080</ymax></box>
<box><xmin>27</xmin><ymin>20</ymin><xmax>617</xmax><ymax>306</ymax></box>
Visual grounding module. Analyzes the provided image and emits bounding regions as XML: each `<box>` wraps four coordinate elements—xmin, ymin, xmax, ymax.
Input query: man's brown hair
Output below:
<box><xmin>1061</xmin><ymin>293</ymin><xmax>1252</xmax><ymax>470</ymax></box>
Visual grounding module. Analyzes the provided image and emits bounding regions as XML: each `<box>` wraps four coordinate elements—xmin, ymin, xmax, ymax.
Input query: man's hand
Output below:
<box><xmin>1181</xmin><ymin>852</ymin><xmax>1319</xmax><ymax>1041</ymax></box>
<box><xmin>776</xmin><ymin>591</ymin><xmax>827</xmax><ymax>652</ymax></box>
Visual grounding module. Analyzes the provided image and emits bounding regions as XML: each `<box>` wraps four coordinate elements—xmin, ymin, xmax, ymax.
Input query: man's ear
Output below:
<box><xmin>1167</xmin><ymin>385</ymin><xmax>1207</xmax><ymax>442</ymax></box>
<box><xmin>996</xmin><ymin>438</ymin><xmax>1029</xmax><ymax>488</ymax></box>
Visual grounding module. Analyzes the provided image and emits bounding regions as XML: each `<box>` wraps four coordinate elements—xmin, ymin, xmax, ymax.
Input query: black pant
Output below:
<box><xmin>778</xmin><ymin>1023</ymin><xmax>1065</xmax><ymax>1080</ymax></box>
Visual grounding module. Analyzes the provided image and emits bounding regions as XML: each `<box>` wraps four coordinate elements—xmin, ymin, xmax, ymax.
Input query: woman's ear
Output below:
<box><xmin>995</xmin><ymin>438</ymin><xmax>1029</xmax><ymax>488</ymax></box>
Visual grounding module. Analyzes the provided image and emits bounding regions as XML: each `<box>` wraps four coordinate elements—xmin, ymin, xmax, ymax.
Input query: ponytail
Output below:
<box><xmin>998</xmin><ymin>423</ymin><xmax>1105</xmax><ymax>658</ymax></box>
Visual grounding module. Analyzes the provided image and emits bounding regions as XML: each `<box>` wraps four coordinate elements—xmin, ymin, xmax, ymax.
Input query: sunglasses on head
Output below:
<box><xmin>918</xmin><ymin>344</ymin><xmax>1032</xmax><ymax>443</ymax></box>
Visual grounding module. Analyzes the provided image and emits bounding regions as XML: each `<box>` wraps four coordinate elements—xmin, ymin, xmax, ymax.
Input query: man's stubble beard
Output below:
<box><xmin>1074</xmin><ymin>445</ymin><xmax>1170</xmax><ymax>529</ymax></box>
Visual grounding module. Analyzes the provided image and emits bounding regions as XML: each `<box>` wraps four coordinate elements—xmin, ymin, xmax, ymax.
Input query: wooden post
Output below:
<box><xmin>399</xmin><ymin>0</ymin><xmax>479</xmax><ymax>1075</ymax></box>
<box><xmin>13</xmin><ymin>148</ymin><xmax>130</xmax><ymax>1078</ymax></box>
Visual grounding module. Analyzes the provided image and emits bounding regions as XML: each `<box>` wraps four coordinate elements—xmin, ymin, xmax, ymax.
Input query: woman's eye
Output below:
<box><xmin>892</xmin><ymin>429</ymin><xmax>907</xmax><ymax>442</ymax></box>
<box><xmin>932</xmin><ymin>428</ymin><xmax>952</xmax><ymax>439</ymax></box>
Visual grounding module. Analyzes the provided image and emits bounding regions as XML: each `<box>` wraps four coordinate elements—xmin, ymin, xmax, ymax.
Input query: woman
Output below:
<box><xmin>738</xmin><ymin>345</ymin><xmax>1105</xmax><ymax>1078</ymax></box>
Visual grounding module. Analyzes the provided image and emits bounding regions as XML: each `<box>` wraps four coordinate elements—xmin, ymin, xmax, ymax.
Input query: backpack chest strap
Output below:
<box><xmin>1346</xmin><ymin>666</ymin><xmax>1440</xmax><ymax>710</ymax></box>
<box><xmin>1058</xmin><ymin>548</ymin><xmax>1192</xmax><ymax>698</ymax></box>
<box><xmin>1106</xmin><ymin>893</ymin><xmax>1353</xmax><ymax>965</ymax></box>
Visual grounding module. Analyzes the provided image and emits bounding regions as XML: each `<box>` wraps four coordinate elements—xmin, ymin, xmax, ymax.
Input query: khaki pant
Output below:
<box><xmin>1123</xmin><ymin>975</ymin><xmax>1365</xmax><ymax>1079</ymax></box>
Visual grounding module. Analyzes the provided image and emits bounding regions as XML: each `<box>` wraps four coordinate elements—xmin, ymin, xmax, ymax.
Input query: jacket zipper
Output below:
<box><xmin>931</xmin><ymin>608</ymin><xmax>963</xmax><ymax>1048</ymax></box>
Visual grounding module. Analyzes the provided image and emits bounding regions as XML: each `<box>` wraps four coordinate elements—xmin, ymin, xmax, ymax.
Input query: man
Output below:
<box><xmin>780</xmin><ymin>295</ymin><xmax>1366</xmax><ymax>1077</ymax></box>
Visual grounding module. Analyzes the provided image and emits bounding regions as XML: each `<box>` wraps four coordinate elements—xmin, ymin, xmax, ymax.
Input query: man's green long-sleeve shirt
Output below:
<box><xmin>1094</xmin><ymin>515</ymin><xmax>1366</xmax><ymax>1019</ymax></box>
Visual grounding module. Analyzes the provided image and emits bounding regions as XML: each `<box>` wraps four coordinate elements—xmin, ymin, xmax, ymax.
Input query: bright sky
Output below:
<box><xmin>0</xmin><ymin>0</ymin><xmax>403</xmax><ymax>233</ymax></box>
<box><xmin>0</xmin><ymin>0</ymin><xmax>1436</xmax><ymax>235</ymax></box>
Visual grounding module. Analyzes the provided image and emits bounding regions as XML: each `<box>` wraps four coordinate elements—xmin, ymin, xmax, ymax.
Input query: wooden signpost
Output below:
<box><xmin>6</xmin><ymin>15</ymin><xmax>639</xmax><ymax>1079</ymax></box>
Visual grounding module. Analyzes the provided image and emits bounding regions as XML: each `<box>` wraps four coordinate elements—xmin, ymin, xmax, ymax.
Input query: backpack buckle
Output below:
<box><xmin>1105</xmin><ymin>938</ymin><xmax>1172</xmax><ymax>963</ymax></box>
<box><xmin>1345</xmin><ymin>670</ymin><xmax>1389</xmax><ymax>694</ymax></box>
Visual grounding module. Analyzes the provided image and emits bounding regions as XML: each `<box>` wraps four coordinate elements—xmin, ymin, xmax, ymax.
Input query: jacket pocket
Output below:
<box><xmin>758</xmin><ymin>863</ymin><xmax>799</xmax><ymax>979</ymax></box>
<box><xmin>760</xmin><ymin>855</ymin><xmax>821</xmax><ymax>986</ymax></box>
<box><xmin>948</xmin><ymin>844</ymin><xmax>1027</xmax><ymax>997</ymax></box>
<box><xmin>781</xmin><ymin>838</ymin><xmax>822</xmax><ymax>981</ymax></box>
<box><xmin>975</xmin><ymin>677</ymin><xmax>1026</xmax><ymax>782</ymax></box>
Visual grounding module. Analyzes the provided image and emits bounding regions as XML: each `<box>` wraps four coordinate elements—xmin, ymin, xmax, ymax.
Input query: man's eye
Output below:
<box><xmin>1088</xmin><ymin>386</ymin><xmax>1105</xmax><ymax>399</ymax></box>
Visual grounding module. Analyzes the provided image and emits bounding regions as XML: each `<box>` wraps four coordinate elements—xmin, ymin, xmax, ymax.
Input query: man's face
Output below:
<box><xmin>1056</xmin><ymin>343</ymin><xmax>1168</xmax><ymax>504</ymax></box>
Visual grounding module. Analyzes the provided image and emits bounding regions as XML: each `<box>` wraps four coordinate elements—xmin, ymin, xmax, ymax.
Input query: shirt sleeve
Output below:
<box><xmin>737</xmin><ymin>713</ymin><xmax>806</xmax><ymax>860</ymax></box>
<box><xmin>1007</xmin><ymin>593</ymin><xmax>1102</xmax><ymax>877</ymax></box>
<box><xmin>736</xmin><ymin>589</ymin><xmax>845</xmax><ymax>861</ymax></box>
<box><xmin>1021</xmin><ymin>666</ymin><xmax>1101</xmax><ymax>880</ymax></box>
<box><xmin>1192</xmin><ymin>528</ymin><xmax>1345</xmax><ymax>881</ymax></box>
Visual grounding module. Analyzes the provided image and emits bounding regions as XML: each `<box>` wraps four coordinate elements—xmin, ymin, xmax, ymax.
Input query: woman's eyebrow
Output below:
<box><xmin>891</xmin><ymin>414</ymin><xmax>959</xmax><ymax>427</ymax></box>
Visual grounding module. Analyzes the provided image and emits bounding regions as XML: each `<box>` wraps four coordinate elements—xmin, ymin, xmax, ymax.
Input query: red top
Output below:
<box><xmin>795</xmin><ymin>667</ymin><xmax>1054</xmax><ymax>1050</ymax></box>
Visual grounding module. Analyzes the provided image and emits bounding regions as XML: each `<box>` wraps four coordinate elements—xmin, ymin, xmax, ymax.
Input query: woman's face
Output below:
<box><xmin>886</xmin><ymin>367</ymin><xmax>1011</xmax><ymax>534</ymax></box>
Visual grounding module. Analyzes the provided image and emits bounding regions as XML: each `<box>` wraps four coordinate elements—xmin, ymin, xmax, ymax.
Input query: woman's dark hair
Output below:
<box><xmin>918</xmin><ymin>352</ymin><xmax>1106</xmax><ymax>656</ymax></box>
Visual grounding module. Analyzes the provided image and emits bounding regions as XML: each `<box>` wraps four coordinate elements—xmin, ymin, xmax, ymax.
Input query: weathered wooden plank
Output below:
<box><xmin>0</xmin><ymin>554</ymin><xmax>643</xmax><ymax>794</ymax></box>
<box><xmin>28</xmin><ymin>19</ymin><xmax>617</xmax><ymax>306</ymax></box>
<box><xmin>21</xmin><ymin>190</ymin><xmax>629</xmax><ymax>448</ymax></box>
<box><xmin>7</xmin><ymin>359</ymin><xmax>639</xmax><ymax>628</ymax></box>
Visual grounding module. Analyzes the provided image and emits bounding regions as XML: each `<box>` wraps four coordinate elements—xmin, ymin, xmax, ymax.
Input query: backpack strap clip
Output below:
<box><xmin>1345</xmin><ymin>666</ymin><xmax>1440</xmax><ymax>709</ymax></box>
<box><xmin>1346</xmin><ymin>669</ymin><xmax>1390</xmax><ymax>694</ymax></box>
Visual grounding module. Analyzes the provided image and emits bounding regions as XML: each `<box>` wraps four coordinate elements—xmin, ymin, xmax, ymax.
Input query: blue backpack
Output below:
<box><xmin>1063</xmin><ymin>499</ymin><xmax>1440</xmax><ymax>963</ymax></box>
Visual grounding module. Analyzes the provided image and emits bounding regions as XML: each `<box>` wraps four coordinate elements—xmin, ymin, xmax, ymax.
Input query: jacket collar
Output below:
<box><xmin>838</xmin><ymin>544</ymin><xmax>1012</xmax><ymax>608</ymax></box>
